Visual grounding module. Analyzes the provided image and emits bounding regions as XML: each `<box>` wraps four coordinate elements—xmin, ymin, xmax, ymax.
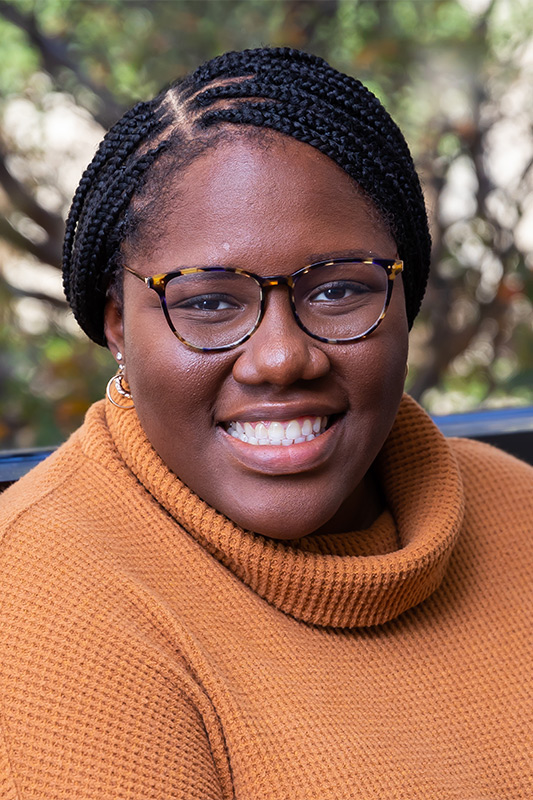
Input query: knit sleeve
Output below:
<box><xmin>0</xmin><ymin>716</ymin><xmax>20</xmax><ymax>800</ymax></box>
<box><xmin>0</xmin><ymin>665</ymin><xmax>231</xmax><ymax>800</ymax></box>
<box><xmin>0</xmin><ymin>522</ymin><xmax>233</xmax><ymax>799</ymax></box>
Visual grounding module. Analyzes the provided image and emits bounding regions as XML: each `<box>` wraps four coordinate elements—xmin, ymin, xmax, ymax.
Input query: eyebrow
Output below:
<box><xmin>130</xmin><ymin>249</ymin><xmax>389</xmax><ymax>280</ymax></box>
<box><xmin>170</xmin><ymin>249</ymin><xmax>383</xmax><ymax>272</ymax></box>
<box><xmin>306</xmin><ymin>248</ymin><xmax>382</xmax><ymax>262</ymax></box>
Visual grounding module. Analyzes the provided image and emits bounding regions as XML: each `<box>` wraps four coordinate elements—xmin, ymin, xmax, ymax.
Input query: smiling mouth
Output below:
<box><xmin>223</xmin><ymin>416</ymin><xmax>332</xmax><ymax>446</ymax></box>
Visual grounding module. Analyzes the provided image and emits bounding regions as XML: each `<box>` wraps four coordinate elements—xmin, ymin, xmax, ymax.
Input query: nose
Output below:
<box><xmin>232</xmin><ymin>286</ymin><xmax>330</xmax><ymax>386</ymax></box>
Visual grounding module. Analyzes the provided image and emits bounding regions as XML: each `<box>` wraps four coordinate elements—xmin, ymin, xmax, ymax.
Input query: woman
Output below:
<box><xmin>0</xmin><ymin>48</ymin><xmax>531</xmax><ymax>799</ymax></box>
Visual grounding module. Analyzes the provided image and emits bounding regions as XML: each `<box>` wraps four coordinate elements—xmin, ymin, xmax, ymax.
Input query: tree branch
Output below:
<box><xmin>0</xmin><ymin>214</ymin><xmax>62</xmax><ymax>268</ymax></box>
<box><xmin>5</xmin><ymin>282</ymin><xmax>66</xmax><ymax>309</ymax></box>
<box><xmin>0</xmin><ymin>145</ymin><xmax>64</xmax><ymax>241</ymax></box>
<box><xmin>0</xmin><ymin>0</ymin><xmax>124</xmax><ymax>129</ymax></box>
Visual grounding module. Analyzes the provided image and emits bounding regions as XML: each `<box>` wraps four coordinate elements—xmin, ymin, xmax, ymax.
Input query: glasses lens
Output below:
<box><xmin>294</xmin><ymin>261</ymin><xmax>389</xmax><ymax>341</ymax></box>
<box><xmin>165</xmin><ymin>271</ymin><xmax>261</xmax><ymax>349</ymax></box>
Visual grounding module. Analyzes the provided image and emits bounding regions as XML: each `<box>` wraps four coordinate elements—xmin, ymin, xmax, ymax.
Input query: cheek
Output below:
<box><xmin>343</xmin><ymin>330</ymin><xmax>407</xmax><ymax>400</ymax></box>
<box><xmin>123</xmin><ymin>328</ymin><xmax>224</xmax><ymax>439</ymax></box>
<box><xmin>337</xmin><ymin>322</ymin><xmax>409</xmax><ymax>449</ymax></box>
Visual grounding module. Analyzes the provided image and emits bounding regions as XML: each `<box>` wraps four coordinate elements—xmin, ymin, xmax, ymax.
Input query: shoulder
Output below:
<box><xmin>447</xmin><ymin>437</ymin><xmax>533</xmax><ymax>563</ymax></box>
<box><xmin>450</xmin><ymin>436</ymin><xmax>533</xmax><ymax>519</ymax></box>
<box><xmin>449</xmin><ymin>435</ymin><xmax>533</xmax><ymax>495</ymax></box>
<box><xmin>0</xmin><ymin>432</ymin><xmax>83</xmax><ymax>531</ymax></box>
<box><xmin>0</xmin><ymin>401</ymin><xmax>141</xmax><ymax>623</ymax></box>
<box><xmin>0</xmin><ymin>400</ymin><xmax>130</xmax><ymax>537</ymax></box>
<box><xmin>0</xmin><ymin>423</ymin><xmax>232</xmax><ymax>797</ymax></box>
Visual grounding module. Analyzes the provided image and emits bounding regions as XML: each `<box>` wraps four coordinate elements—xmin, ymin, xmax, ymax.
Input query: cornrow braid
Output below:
<box><xmin>185</xmin><ymin>50</ymin><xmax>429</xmax><ymax>326</ymax></box>
<box><xmin>63</xmin><ymin>47</ymin><xmax>431</xmax><ymax>345</ymax></box>
<box><xmin>63</xmin><ymin>100</ymin><xmax>170</xmax><ymax>344</ymax></box>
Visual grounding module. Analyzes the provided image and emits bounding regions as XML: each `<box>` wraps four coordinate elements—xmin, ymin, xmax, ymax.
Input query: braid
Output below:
<box><xmin>187</xmin><ymin>49</ymin><xmax>430</xmax><ymax>325</ymax></box>
<box><xmin>62</xmin><ymin>100</ymin><xmax>171</xmax><ymax>344</ymax></box>
<box><xmin>63</xmin><ymin>47</ymin><xmax>431</xmax><ymax>345</ymax></box>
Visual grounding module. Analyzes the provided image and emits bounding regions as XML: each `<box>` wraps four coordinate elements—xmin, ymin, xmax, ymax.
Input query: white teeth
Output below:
<box><xmin>244</xmin><ymin>422</ymin><xmax>255</xmax><ymax>439</ymax></box>
<box><xmin>255</xmin><ymin>422</ymin><xmax>268</xmax><ymax>440</ymax></box>
<box><xmin>285</xmin><ymin>420</ymin><xmax>301</xmax><ymax>440</ymax></box>
<box><xmin>225</xmin><ymin>416</ymin><xmax>330</xmax><ymax>446</ymax></box>
<box><xmin>268</xmin><ymin>421</ymin><xmax>285</xmax><ymax>441</ymax></box>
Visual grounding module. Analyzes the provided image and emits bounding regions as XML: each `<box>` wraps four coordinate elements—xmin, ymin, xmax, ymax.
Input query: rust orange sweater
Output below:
<box><xmin>0</xmin><ymin>395</ymin><xmax>531</xmax><ymax>799</ymax></box>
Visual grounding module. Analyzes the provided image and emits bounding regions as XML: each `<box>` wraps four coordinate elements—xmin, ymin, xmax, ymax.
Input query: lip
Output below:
<box><xmin>217</xmin><ymin>402</ymin><xmax>344</xmax><ymax>425</ymax></box>
<box><xmin>217</xmin><ymin>413</ymin><xmax>344</xmax><ymax>475</ymax></box>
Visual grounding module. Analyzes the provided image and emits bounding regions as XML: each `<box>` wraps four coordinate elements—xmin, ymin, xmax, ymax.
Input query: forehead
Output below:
<box><xmin>127</xmin><ymin>132</ymin><xmax>396</xmax><ymax>276</ymax></box>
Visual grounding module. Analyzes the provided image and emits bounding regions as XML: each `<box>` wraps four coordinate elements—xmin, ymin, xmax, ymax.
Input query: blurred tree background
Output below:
<box><xmin>0</xmin><ymin>0</ymin><xmax>532</xmax><ymax>448</ymax></box>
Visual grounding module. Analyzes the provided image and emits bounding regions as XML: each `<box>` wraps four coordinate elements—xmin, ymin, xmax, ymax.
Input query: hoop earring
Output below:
<box><xmin>106</xmin><ymin>361</ymin><xmax>134</xmax><ymax>410</ymax></box>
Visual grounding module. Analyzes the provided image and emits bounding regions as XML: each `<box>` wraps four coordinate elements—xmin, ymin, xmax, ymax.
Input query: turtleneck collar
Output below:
<box><xmin>98</xmin><ymin>394</ymin><xmax>464</xmax><ymax>628</ymax></box>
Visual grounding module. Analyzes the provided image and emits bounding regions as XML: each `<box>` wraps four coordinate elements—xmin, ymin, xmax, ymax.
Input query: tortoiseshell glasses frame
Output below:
<box><xmin>123</xmin><ymin>257</ymin><xmax>404</xmax><ymax>352</ymax></box>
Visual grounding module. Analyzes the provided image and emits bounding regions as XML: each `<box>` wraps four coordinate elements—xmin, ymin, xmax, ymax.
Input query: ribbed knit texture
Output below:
<box><xmin>0</xmin><ymin>394</ymin><xmax>531</xmax><ymax>798</ymax></box>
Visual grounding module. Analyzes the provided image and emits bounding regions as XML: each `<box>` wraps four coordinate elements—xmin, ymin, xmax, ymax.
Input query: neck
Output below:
<box><xmin>312</xmin><ymin>466</ymin><xmax>384</xmax><ymax>538</ymax></box>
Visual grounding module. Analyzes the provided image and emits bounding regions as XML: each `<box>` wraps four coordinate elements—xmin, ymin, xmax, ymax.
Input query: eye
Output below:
<box><xmin>174</xmin><ymin>294</ymin><xmax>242</xmax><ymax>312</ymax></box>
<box><xmin>310</xmin><ymin>281</ymin><xmax>370</xmax><ymax>303</ymax></box>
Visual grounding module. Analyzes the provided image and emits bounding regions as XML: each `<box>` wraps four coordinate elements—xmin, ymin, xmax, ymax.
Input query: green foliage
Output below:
<box><xmin>0</xmin><ymin>285</ymin><xmax>114</xmax><ymax>447</ymax></box>
<box><xmin>0</xmin><ymin>17</ymin><xmax>39</xmax><ymax>94</ymax></box>
<box><xmin>0</xmin><ymin>0</ymin><xmax>532</xmax><ymax>446</ymax></box>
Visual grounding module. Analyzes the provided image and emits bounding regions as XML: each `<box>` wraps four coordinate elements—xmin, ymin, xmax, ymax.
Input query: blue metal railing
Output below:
<box><xmin>0</xmin><ymin>447</ymin><xmax>55</xmax><ymax>484</ymax></box>
<box><xmin>1</xmin><ymin>406</ymin><xmax>532</xmax><ymax>491</ymax></box>
<box><xmin>433</xmin><ymin>405</ymin><xmax>533</xmax><ymax>466</ymax></box>
<box><xmin>433</xmin><ymin>404</ymin><xmax>533</xmax><ymax>436</ymax></box>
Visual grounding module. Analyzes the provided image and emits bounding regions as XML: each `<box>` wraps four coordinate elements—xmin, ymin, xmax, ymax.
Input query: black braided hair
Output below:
<box><xmin>63</xmin><ymin>47</ymin><xmax>431</xmax><ymax>346</ymax></box>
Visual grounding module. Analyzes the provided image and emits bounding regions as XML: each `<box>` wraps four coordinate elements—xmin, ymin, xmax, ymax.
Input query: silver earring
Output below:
<box><xmin>106</xmin><ymin>358</ymin><xmax>134</xmax><ymax>410</ymax></box>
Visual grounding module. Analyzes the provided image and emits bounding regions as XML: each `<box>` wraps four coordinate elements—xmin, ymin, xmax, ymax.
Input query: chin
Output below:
<box><xmin>255</xmin><ymin>526</ymin><xmax>314</xmax><ymax>541</ymax></box>
<box><xmin>232</xmin><ymin>507</ymin><xmax>332</xmax><ymax>541</ymax></box>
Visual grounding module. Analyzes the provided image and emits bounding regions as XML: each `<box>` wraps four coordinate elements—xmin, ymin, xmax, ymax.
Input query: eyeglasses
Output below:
<box><xmin>124</xmin><ymin>257</ymin><xmax>403</xmax><ymax>352</ymax></box>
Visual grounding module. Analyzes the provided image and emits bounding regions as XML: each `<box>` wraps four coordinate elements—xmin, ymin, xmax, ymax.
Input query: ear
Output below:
<box><xmin>104</xmin><ymin>296</ymin><xmax>125</xmax><ymax>361</ymax></box>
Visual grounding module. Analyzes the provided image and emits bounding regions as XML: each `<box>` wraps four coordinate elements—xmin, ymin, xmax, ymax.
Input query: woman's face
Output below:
<box><xmin>105</xmin><ymin>134</ymin><xmax>409</xmax><ymax>539</ymax></box>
